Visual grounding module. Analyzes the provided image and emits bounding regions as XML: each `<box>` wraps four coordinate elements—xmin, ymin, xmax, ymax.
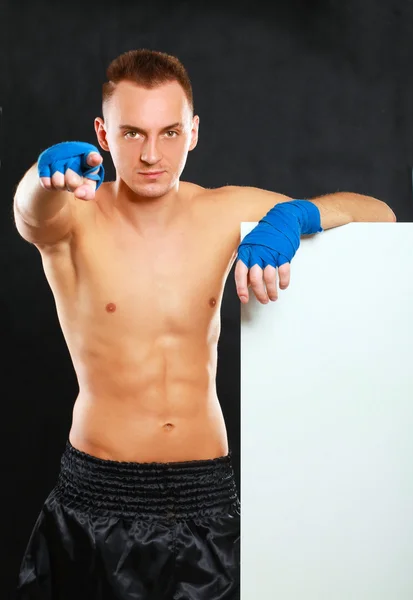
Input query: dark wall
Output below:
<box><xmin>2</xmin><ymin>0</ymin><xmax>413</xmax><ymax>596</ymax></box>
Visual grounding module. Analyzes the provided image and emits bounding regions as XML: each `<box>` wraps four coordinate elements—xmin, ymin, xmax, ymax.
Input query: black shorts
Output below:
<box><xmin>17</xmin><ymin>441</ymin><xmax>240</xmax><ymax>599</ymax></box>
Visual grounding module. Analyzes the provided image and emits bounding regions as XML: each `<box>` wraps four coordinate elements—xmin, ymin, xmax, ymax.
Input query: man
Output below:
<box><xmin>13</xmin><ymin>49</ymin><xmax>396</xmax><ymax>600</ymax></box>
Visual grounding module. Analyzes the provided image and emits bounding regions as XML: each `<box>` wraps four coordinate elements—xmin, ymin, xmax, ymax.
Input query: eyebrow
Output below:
<box><xmin>119</xmin><ymin>122</ymin><xmax>183</xmax><ymax>133</ymax></box>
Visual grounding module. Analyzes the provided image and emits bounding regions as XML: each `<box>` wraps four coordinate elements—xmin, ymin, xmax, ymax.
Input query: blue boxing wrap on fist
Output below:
<box><xmin>38</xmin><ymin>141</ymin><xmax>105</xmax><ymax>189</ymax></box>
<box><xmin>237</xmin><ymin>200</ymin><xmax>323</xmax><ymax>269</ymax></box>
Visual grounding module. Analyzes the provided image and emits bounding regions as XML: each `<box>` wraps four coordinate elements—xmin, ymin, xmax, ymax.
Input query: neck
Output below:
<box><xmin>110</xmin><ymin>178</ymin><xmax>185</xmax><ymax>233</ymax></box>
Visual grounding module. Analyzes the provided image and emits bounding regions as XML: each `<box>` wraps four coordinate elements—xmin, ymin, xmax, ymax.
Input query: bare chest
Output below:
<box><xmin>45</xmin><ymin>214</ymin><xmax>239</xmax><ymax>338</ymax></box>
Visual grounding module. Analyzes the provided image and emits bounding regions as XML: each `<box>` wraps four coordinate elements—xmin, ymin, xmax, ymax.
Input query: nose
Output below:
<box><xmin>140</xmin><ymin>137</ymin><xmax>162</xmax><ymax>165</ymax></box>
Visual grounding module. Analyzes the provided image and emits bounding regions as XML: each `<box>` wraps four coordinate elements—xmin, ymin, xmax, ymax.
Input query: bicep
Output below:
<box><xmin>14</xmin><ymin>196</ymin><xmax>75</xmax><ymax>248</ymax></box>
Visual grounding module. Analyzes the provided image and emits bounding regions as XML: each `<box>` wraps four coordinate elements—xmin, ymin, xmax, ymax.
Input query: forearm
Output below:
<box><xmin>309</xmin><ymin>192</ymin><xmax>396</xmax><ymax>230</ymax></box>
<box><xmin>13</xmin><ymin>163</ymin><xmax>70</xmax><ymax>226</ymax></box>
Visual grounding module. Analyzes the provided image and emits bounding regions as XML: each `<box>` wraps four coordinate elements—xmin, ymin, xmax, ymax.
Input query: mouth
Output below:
<box><xmin>138</xmin><ymin>170</ymin><xmax>165</xmax><ymax>179</ymax></box>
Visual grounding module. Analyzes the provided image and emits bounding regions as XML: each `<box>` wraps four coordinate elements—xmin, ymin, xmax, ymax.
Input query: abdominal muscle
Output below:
<box><xmin>68</xmin><ymin>334</ymin><xmax>229</xmax><ymax>463</ymax></box>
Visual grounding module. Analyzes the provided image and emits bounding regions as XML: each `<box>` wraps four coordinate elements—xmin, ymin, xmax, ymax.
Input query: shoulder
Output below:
<box><xmin>186</xmin><ymin>184</ymin><xmax>291</xmax><ymax>223</ymax></box>
<box><xmin>183</xmin><ymin>183</ymin><xmax>250</xmax><ymax>206</ymax></box>
<box><xmin>181</xmin><ymin>183</ymin><xmax>240</xmax><ymax>217</ymax></box>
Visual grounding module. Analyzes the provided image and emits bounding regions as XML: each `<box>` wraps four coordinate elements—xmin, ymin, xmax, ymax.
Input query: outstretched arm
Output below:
<box><xmin>13</xmin><ymin>142</ymin><xmax>103</xmax><ymax>248</ymax></box>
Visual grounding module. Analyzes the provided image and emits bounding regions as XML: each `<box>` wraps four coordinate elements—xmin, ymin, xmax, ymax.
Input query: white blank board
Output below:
<box><xmin>241</xmin><ymin>223</ymin><xmax>413</xmax><ymax>600</ymax></box>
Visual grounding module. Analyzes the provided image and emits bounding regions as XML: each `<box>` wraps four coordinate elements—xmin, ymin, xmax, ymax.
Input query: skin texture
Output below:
<box><xmin>15</xmin><ymin>80</ymin><xmax>395</xmax><ymax>462</ymax></box>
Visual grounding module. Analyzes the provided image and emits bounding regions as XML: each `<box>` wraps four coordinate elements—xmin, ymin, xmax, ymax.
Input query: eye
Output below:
<box><xmin>125</xmin><ymin>131</ymin><xmax>140</xmax><ymax>139</ymax></box>
<box><xmin>165</xmin><ymin>131</ymin><xmax>178</xmax><ymax>138</ymax></box>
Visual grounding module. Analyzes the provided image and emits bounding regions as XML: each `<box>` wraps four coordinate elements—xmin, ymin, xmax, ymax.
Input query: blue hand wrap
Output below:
<box><xmin>237</xmin><ymin>200</ymin><xmax>323</xmax><ymax>269</ymax></box>
<box><xmin>37</xmin><ymin>141</ymin><xmax>105</xmax><ymax>189</ymax></box>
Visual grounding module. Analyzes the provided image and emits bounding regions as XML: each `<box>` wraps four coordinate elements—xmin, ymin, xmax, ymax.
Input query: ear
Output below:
<box><xmin>94</xmin><ymin>117</ymin><xmax>110</xmax><ymax>152</ymax></box>
<box><xmin>188</xmin><ymin>115</ymin><xmax>200</xmax><ymax>152</ymax></box>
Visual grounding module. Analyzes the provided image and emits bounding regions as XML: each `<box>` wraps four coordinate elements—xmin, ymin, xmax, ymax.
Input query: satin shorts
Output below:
<box><xmin>17</xmin><ymin>441</ymin><xmax>240</xmax><ymax>599</ymax></box>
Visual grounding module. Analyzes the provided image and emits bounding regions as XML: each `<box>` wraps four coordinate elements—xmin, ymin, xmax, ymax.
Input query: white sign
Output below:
<box><xmin>241</xmin><ymin>223</ymin><xmax>413</xmax><ymax>600</ymax></box>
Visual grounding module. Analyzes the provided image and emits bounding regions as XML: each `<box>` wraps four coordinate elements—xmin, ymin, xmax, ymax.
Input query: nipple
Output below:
<box><xmin>209</xmin><ymin>297</ymin><xmax>216</xmax><ymax>307</ymax></box>
<box><xmin>105</xmin><ymin>303</ymin><xmax>117</xmax><ymax>313</ymax></box>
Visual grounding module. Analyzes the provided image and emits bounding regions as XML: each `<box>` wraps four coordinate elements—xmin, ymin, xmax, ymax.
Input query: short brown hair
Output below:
<box><xmin>102</xmin><ymin>49</ymin><xmax>194</xmax><ymax>112</ymax></box>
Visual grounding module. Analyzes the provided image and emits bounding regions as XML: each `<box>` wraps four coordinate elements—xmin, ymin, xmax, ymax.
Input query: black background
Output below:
<box><xmin>2</xmin><ymin>1</ymin><xmax>413</xmax><ymax>597</ymax></box>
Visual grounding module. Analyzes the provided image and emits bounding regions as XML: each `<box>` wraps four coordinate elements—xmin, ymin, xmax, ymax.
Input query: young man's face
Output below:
<box><xmin>95</xmin><ymin>80</ymin><xmax>199</xmax><ymax>198</ymax></box>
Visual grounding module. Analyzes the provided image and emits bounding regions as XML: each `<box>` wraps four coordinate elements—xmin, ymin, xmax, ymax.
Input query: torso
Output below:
<box><xmin>37</xmin><ymin>182</ymin><xmax>241</xmax><ymax>462</ymax></box>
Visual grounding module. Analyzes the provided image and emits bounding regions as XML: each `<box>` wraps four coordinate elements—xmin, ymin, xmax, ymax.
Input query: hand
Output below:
<box><xmin>40</xmin><ymin>151</ymin><xmax>103</xmax><ymax>201</ymax></box>
<box><xmin>234</xmin><ymin>261</ymin><xmax>291</xmax><ymax>304</ymax></box>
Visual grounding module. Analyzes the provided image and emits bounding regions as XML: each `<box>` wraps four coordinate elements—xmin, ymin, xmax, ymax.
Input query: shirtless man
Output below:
<box><xmin>13</xmin><ymin>49</ymin><xmax>396</xmax><ymax>600</ymax></box>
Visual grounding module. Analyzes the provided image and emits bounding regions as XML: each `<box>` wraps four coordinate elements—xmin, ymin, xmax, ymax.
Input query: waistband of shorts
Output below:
<box><xmin>53</xmin><ymin>440</ymin><xmax>239</xmax><ymax>519</ymax></box>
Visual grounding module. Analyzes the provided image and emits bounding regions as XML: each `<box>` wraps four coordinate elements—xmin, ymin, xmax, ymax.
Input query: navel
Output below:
<box><xmin>105</xmin><ymin>302</ymin><xmax>117</xmax><ymax>313</ymax></box>
<box><xmin>162</xmin><ymin>423</ymin><xmax>175</xmax><ymax>432</ymax></box>
<box><xmin>209</xmin><ymin>297</ymin><xmax>217</xmax><ymax>308</ymax></box>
